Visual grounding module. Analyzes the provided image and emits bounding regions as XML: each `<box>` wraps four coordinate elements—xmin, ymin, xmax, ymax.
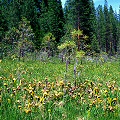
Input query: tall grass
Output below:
<box><xmin>0</xmin><ymin>58</ymin><xmax>120</xmax><ymax>120</ymax></box>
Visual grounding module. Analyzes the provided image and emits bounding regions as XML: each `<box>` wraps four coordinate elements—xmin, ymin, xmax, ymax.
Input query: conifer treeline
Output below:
<box><xmin>64</xmin><ymin>0</ymin><xmax>120</xmax><ymax>54</ymax></box>
<box><xmin>0</xmin><ymin>0</ymin><xmax>120</xmax><ymax>58</ymax></box>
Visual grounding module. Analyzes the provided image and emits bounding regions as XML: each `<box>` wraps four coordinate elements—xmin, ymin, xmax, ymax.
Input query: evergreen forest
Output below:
<box><xmin>0</xmin><ymin>0</ymin><xmax>120</xmax><ymax>58</ymax></box>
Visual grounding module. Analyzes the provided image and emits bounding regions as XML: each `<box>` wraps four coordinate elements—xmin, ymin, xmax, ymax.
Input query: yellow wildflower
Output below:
<box><xmin>8</xmin><ymin>99</ymin><xmax>11</xmax><ymax>104</ymax></box>
<box><xmin>89</xmin><ymin>104</ymin><xmax>92</xmax><ymax>108</ymax></box>
<box><xmin>58</xmin><ymin>92</ymin><xmax>63</xmax><ymax>96</ymax></box>
<box><xmin>72</xmin><ymin>95</ymin><xmax>76</xmax><ymax>99</ymax></box>
<box><xmin>48</xmin><ymin>109</ymin><xmax>51</xmax><ymax>113</ymax></box>
<box><xmin>18</xmin><ymin>106</ymin><xmax>22</xmax><ymax>109</ymax></box>
<box><xmin>43</xmin><ymin>91</ymin><xmax>49</xmax><ymax>97</ymax></box>
<box><xmin>114</xmin><ymin>87</ymin><xmax>118</xmax><ymax>91</ymax></box>
<box><xmin>16</xmin><ymin>100</ymin><xmax>21</xmax><ymax>104</ymax></box>
<box><xmin>38</xmin><ymin>81</ymin><xmax>42</xmax><ymax>86</ymax></box>
<box><xmin>28</xmin><ymin>103</ymin><xmax>32</xmax><ymax>108</ymax></box>
<box><xmin>59</xmin><ymin>80</ymin><xmax>64</xmax><ymax>86</ymax></box>
<box><xmin>4</xmin><ymin>83</ymin><xmax>8</xmax><ymax>87</ymax></box>
<box><xmin>113</xmin><ymin>98</ymin><xmax>118</xmax><ymax>102</ymax></box>
<box><xmin>108</xmin><ymin>85</ymin><xmax>112</xmax><ymax>90</ymax></box>
<box><xmin>97</xmin><ymin>97</ymin><xmax>102</xmax><ymax>103</ymax></box>
<box><xmin>92</xmin><ymin>100</ymin><xmax>96</xmax><ymax>105</ymax></box>
<box><xmin>24</xmin><ymin>109</ymin><xmax>31</xmax><ymax>114</ymax></box>
<box><xmin>98</xmin><ymin>83</ymin><xmax>102</xmax><ymax>87</ymax></box>
<box><xmin>51</xmin><ymin>82</ymin><xmax>54</xmax><ymax>89</ymax></box>
<box><xmin>40</xmin><ymin>97</ymin><xmax>44</xmax><ymax>103</ymax></box>
<box><xmin>104</xmin><ymin>90</ymin><xmax>108</xmax><ymax>94</ymax></box>
<box><xmin>94</xmin><ymin>87</ymin><xmax>99</xmax><ymax>94</ymax></box>
<box><xmin>35</xmin><ymin>103</ymin><xmax>39</xmax><ymax>107</ymax></box>
<box><xmin>29</xmin><ymin>86</ymin><xmax>34</xmax><ymax>91</ymax></box>
<box><xmin>112</xmin><ymin>98</ymin><xmax>118</xmax><ymax>105</ymax></box>
<box><xmin>107</xmin><ymin>97</ymin><xmax>112</xmax><ymax>106</ymax></box>
<box><xmin>54</xmin><ymin>91</ymin><xmax>59</xmax><ymax>97</ymax></box>
<box><xmin>13</xmin><ymin>78</ymin><xmax>16</xmax><ymax>83</ymax></box>
<box><xmin>34</xmin><ymin>95</ymin><xmax>40</xmax><ymax>101</ymax></box>
<box><xmin>30</xmin><ymin>91</ymin><xmax>34</xmax><ymax>97</ymax></box>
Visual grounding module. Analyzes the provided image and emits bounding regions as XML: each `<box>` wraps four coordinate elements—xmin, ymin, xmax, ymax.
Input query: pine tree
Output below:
<box><xmin>18</xmin><ymin>17</ymin><xmax>34</xmax><ymax>60</ymax></box>
<box><xmin>96</xmin><ymin>5</ymin><xmax>106</xmax><ymax>52</ymax></box>
<box><xmin>109</xmin><ymin>5</ymin><xmax>118</xmax><ymax>54</ymax></box>
<box><xmin>3</xmin><ymin>17</ymin><xmax>34</xmax><ymax>59</ymax></box>
<box><xmin>64</xmin><ymin>0</ymin><xmax>98</xmax><ymax>52</ymax></box>
<box><xmin>117</xmin><ymin>6</ymin><xmax>120</xmax><ymax>53</ymax></box>
<box><xmin>90</xmin><ymin>0</ymin><xmax>100</xmax><ymax>52</ymax></box>
<box><xmin>0</xmin><ymin>1</ymin><xmax>8</xmax><ymax>42</ymax></box>
<box><xmin>49</xmin><ymin>0</ymin><xmax>65</xmax><ymax>43</ymax></box>
<box><xmin>104</xmin><ymin>0</ymin><xmax>111</xmax><ymax>53</ymax></box>
<box><xmin>39</xmin><ymin>0</ymin><xmax>65</xmax><ymax>43</ymax></box>
<box><xmin>0</xmin><ymin>0</ymin><xmax>9</xmax><ymax>58</ymax></box>
<box><xmin>39</xmin><ymin>0</ymin><xmax>50</xmax><ymax>34</ymax></box>
<box><xmin>3</xmin><ymin>0</ymin><xmax>38</xmax><ymax>38</ymax></box>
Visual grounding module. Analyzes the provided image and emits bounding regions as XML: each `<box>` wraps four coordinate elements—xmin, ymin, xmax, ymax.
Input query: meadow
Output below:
<box><xmin>0</xmin><ymin>57</ymin><xmax>120</xmax><ymax>120</ymax></box>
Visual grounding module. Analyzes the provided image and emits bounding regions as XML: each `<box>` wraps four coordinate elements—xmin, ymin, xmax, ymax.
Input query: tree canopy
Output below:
<box><xmin>0</xmin><ymin>0</ymin><xmax>120</xmax><ymax>58</ymax></box>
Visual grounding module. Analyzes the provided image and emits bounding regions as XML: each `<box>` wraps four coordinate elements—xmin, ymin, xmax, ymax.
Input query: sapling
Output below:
<box><xmin>42</xmin><ymin>32</ymin><xmax>56</xmax><ymax>58</ymax></box>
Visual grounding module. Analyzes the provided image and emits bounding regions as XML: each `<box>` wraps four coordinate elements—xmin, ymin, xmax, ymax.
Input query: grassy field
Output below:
<box><xmin>0</xmin><ymin>58</ymin><xmax>120</xmax><ymax>120</ymax></box>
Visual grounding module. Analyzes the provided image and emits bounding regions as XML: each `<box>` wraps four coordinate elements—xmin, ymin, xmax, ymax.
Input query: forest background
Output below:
<box><xmin>0</xmin><ymin>0</ymin><xmax>120</xmax><ymax>59</ymax></box>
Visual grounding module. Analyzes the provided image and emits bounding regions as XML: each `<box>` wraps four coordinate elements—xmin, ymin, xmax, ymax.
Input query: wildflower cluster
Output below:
<box><xmin>1</xmin><ymin>72</ymin><xmax>120</xmax><ymax>119</ymax></box>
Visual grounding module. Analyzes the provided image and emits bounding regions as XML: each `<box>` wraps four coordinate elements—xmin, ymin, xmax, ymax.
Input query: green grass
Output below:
<box><xmin>0</xmin><ymin>58</ymin><xmax>120</xmax><ymax>120</ymax></box>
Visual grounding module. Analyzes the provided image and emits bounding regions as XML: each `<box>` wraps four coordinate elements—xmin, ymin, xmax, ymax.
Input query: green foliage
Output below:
<box><xmin>95</xmin><ymin>1</ymin><xmax>120</xmax><ymax>54</ymax></box>
<box><xmin>64</xmin><ymin>0</ymin><xmax>120</xmax><ymax>54</ymax></box>
<box><xmin>0</xmin><ymin>58</ymin><xmax>120</xmax><ymax>120</ymax></box>
<box><xmin>0</xmin><ymin>0</ymin><xmax>120</xmax><ymax>58</ymax></box>
<box><xmin>1</xmin><ymin>27</ymin><xmax>19</xmax><ymax>57</ymax></box>
<box><xmin>18</xmin><ymin>17</ymin><xmax>34</xmax><ymax>42</ymax></box>
<box><xmin>2</xmin><ymin>17</ymin><xmax>34</xmax><ymax>60</ymax></box>
<box><xmin>96</xmin><ymin>5</ymin><xmax>106</xmax><ymax>51</ymax></box>
<box><xmin>42</xmin><ymin>32</ymin><xmax>56</xmax><ymax>57</ymax></box>
<box><xmin>39</xmin><ymin>0</ymin><xmax>65</xmax><ymax>43</ymax></box>
<box><xmin>71</xmin><ymin>29</ymin><xmax>83</xmax><ymax>39</ymax></box>
<box><xmin>42</xmin><ymin>32</ymin><xmax>55</xmax><ymax>45</ymax></box>
<box><xmin>0</xmin><ymin>6</ymin><xmax>8</xmax><ymax>42</ymax></box>
<box><xmin>71</xmin><ymin>29</ymin><xmax>89</xmax><ymax>51</ymax></box>
<box><xmin>58</xmin><ymin>41</ymin><xmax>76</xmax><ymax>51</ymax></box>
<box><xmin>91</xmin><ymin>34</ymin><xmax>100</xmax><ymax>53</ymax></box>
<box><xmin>64</xmin><ymin>0</ymin><xmax>99</xmax><ymax>53</ymax></box>
<box><xmin>17</xmin><ymin>17</ymin><xmax>35</xmax><ymax>60</ymax></box>
<box><xmin>76</xmin><ymin>50</ymin><xmax>85</xmax><ymax>59</ymax></box>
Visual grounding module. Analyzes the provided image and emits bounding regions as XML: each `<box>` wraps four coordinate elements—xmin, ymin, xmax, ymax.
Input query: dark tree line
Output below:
<box><xmin>0</xmin><ymin>0</ymin><xmax>65</xmax><ymax>58</ymax></box>
<box><xmin>0</xmin><ymin>0</ymin><xmax>120</xmax><ymax>59</ymax></box>
<box><xmin>64</xmin><ymin>0</ymin><xmax>120</xmax><ymax>55</ymax></box>
<box><xmin>96</xmin><ymin>0</ymin><xmax>119</xmax><ymax>55</ymax></box>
